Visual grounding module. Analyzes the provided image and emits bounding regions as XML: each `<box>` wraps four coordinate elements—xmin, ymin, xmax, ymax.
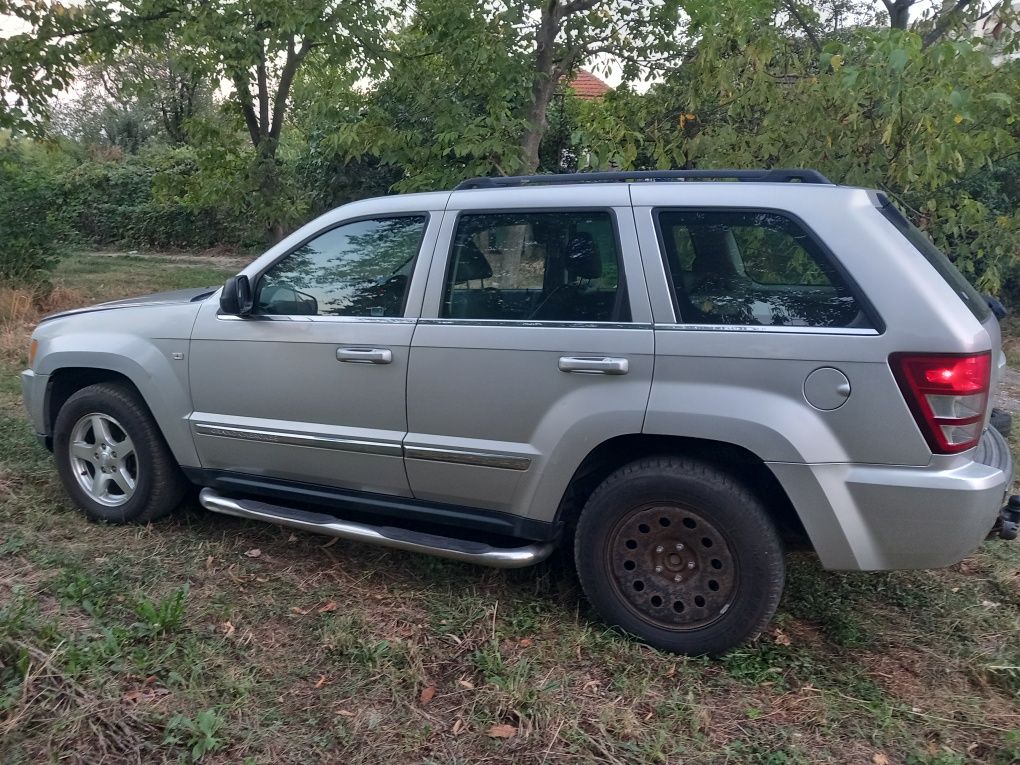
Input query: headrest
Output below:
<box><xmin>564</xmin><ymin>232</ymin><xmax>601</xmax><ymax>279</ymax></box>
<box><xmin>453</xmin><ymin>241</ymin><xmax>493</xmax><ymax>282</ymax></box>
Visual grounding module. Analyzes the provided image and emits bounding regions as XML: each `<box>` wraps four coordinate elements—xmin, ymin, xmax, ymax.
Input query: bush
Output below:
<box><xmin>0</xmin><ymin>142</ymin><xmax>74</xmax><ymax>285</ymax></box>
<box><xmin>62</xmin><ymin>145</ymin><xmax>248</xmax><ymax>249</ymax></box>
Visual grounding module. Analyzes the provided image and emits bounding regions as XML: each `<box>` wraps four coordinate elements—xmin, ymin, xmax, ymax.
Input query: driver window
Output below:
<box><xmin>255</xmin><ymin>216</ymin><xmax>427</xmax><ymax>317</ymax></box>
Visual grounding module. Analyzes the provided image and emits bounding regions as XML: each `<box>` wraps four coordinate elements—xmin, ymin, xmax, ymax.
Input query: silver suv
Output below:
<box><xmin>21</xmin><ymin>169</ymin><xmax>1017</xmax><ymax>655</ymax></box>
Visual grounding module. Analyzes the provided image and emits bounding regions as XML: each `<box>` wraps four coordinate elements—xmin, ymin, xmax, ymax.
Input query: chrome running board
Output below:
<box><xmin>198</xmin><ymin>488</ymin><xmax>555</xmax><ymax>569</ymax></box>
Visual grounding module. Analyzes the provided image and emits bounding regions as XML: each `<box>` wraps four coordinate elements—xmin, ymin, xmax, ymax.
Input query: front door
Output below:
<box><xmin>405</xmin><ymin>188</ymin><xmax>655</xmax><ymax>525</ymax></box>
<box><xmin>189</xmin><ymin>212</ymin><xmax>437</xmax><ymax>497</ymax></box>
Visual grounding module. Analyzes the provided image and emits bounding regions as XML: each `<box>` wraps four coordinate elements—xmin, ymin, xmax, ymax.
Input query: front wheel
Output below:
<box><xmin>53</xmin><ymin>382</ymin><xmax>187</xmax><ymax>524</ymax></box>
<box><xmin>574</xmin><ymin>456</ymin><xmax>784</xmax><ymax>655</ymax></box>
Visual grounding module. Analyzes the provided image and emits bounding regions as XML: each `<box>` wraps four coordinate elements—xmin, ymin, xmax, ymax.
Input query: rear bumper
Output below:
<box><xmin>769</xmin><ymin>428</ymin><xmax>1012</xmax><ymax>570</ymax></box>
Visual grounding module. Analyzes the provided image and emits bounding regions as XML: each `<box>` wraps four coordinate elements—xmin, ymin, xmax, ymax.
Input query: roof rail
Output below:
<box><xmin>454</xmin><ymin>168</ymin><xmax>832</xmax><ymax>190</ymax></box>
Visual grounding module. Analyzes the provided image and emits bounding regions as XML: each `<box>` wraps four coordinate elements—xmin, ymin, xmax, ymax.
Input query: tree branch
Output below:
<box><xmin>230</xmin><ymin>72</ymin><xmax>261</xmax><ymax>149</ymax></box>
<box><xmin>256</xmin><ymin>42</ymin><xmax>270</xmax><ymax>132</ymax></box>
<box><xmin>269</xmin><ymin>37</ymin><xmax>311</xmax><ymax>142</ymax></box>
<box><xmin>782</xmin><ymin>0</ymin><xmax>821</xmax><ymax>53</ymax></box>
<box><xmin>562</xmin><ymin>0</ymin><xmax>601</xmax><ymax>17</ymax></box>
<box><xmin>922</xmin><ymin>0</ymin><xmax>975</xmax><ymax>47</ymax></box>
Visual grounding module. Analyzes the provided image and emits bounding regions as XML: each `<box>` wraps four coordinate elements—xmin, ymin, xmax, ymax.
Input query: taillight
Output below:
<box><xmin>890</xmin><ymin>352</ymin><xmax>991</xmax><ymax>454</ymax></box>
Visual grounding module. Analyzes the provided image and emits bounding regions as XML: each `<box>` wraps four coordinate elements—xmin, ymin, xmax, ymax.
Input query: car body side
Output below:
<box><xmin>22</xmin><ymin>182</ymin><xmax>1011</xmax><ymax>572</ymax></box>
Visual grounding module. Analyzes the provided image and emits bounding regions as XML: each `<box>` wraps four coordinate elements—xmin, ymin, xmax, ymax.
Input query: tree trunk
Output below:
<box><xmin>257</xmin><ymin>142</ymin><xmax>285</xmax><ymax>244</ymax></box>
<box><xmin>521</xmin><ymin>76</ymin><xmax>560</xmax><ymax>174</ymax></box>
<box><xmin>883</xmin><ymin>0</ymin><xmax>914</xmax><ymax>29</ymax></box>
<box><xmin>520</xmin><ymin>1</ymin><xmax>561</xmax><ymax>174</ymax></box>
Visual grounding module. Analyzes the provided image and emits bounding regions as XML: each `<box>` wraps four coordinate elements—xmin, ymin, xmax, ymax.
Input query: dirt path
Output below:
<box><xmin>86</xmin><ymin>248</ymin><xmax>254</xmax><ymax>271</ymax></box>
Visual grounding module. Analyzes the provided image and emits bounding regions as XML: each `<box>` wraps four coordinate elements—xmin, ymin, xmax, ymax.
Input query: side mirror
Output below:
<box><xmin>219</xmin><ymin>275</ymin><xmax>254</xmax><ymax>316</ymax></box>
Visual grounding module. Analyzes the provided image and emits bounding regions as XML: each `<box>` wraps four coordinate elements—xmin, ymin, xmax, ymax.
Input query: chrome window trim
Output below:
<box><xmin>216</xmin><ymin>314</ymin><xmax>416</xmax><ymax>324</ymax></box>
<box><xmin>404</xmin><ymin>446</ymin><xmax>532</xmax><ymax>471</ymax></box>
<box><xmin>655</xmin><ymin>323</ymin><xmax>879</xmax><ymax>336</ymax></box>
<box><xmin>418</xmin><ymin>318</ymin><xmax>652</xmax><ymax>330</ymax></box>
<box><xmin>438</xmin><ymin>207</ymin><xmax>632</xmax><ymax>324</ymax></box>
<box><xmin>651</xmin><ymin>205</ymin><xmax>885</xmax><ymax>333</ymax></box>
<box><xmin>193</xmin><ymin>424</ymin><xmax>403</xmax><ymax>457</ymax></box>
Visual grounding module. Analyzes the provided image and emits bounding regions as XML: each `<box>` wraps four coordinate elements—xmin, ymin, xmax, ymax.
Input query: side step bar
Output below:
<box><xmin>198</xmin><ymin>488</ymin><xmax>556</xmax><ymax>569</ymax></box>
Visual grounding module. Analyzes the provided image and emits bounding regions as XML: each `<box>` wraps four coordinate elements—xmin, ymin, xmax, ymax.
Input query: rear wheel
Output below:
<box><xmin>54</xmin><ymin>383</ymin><xmax>187</xmax><ymax>524</ymax></box>
<box><xmin>574</xmin><ymin>456</ymin><xmax>784</xmax><ymax>655</ymax></box>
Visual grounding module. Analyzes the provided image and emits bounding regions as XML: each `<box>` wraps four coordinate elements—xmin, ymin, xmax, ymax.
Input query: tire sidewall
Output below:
<box><xmin>54</xmin><ymin>387</ymin><xmax>163</xmax><ymax>523</ymax></box>
<box><xmin>575</xmin><ymin>462</ymin><xmax>784</xmax><ymax>655</ymax></box>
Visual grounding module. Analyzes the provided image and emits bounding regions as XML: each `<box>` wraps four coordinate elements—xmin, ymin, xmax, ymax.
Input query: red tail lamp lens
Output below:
<box><xmin>890</xmin><ymin>352</ymin><xmax>991</xmax><ymax>454</ymax></box>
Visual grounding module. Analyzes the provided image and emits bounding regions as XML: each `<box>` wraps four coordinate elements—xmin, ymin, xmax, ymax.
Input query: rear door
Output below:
<box><xmin>404</xmin><ymin>186</ymin><xmax>654</xmax><ymax>526</ymax></box>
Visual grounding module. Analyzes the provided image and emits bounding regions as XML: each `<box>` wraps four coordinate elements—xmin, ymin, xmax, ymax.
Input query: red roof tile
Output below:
<box><xmin>564</xmin><ymin>69</ymin><xmax>611</xmax><ymax>99</ymax></box>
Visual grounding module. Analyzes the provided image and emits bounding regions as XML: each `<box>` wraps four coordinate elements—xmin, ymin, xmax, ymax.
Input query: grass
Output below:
<box><xmin>1</xmin><ymin>252</ymin><xmax>1019</xmax><ymax>763</ymax></box>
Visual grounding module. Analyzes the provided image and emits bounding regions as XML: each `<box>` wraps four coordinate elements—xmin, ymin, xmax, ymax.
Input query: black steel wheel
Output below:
<box><xmin>606</xmin><ymin>503</ymin><xmax>738</xmax><ymax>631</ymax></box>
<box><xmin>574</xmin><ymin>455</ymin><xmax>784</xmax><ymax>655</ymax></box>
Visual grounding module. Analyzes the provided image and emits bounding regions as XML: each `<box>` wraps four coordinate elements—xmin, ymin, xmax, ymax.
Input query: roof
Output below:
<box><xmin>564</xmin><ymin>69</ymin><xmax>611</xmax><ymax>99</ymax></box>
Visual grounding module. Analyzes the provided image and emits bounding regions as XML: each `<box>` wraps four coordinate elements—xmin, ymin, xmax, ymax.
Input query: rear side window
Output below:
<box><xmin>440</xmin><ymin>211</ymin><xmax>629</xmax><ymax>322</ymax></box>
<box><xmin>875</xmin><ymin>194</ymin><xmax>991</xmax><ymax>322</ymax></box>
<box><xmin>658</xmin><ymin>210</ymin><xmax>870</xmax><ymax>329</ymax></box>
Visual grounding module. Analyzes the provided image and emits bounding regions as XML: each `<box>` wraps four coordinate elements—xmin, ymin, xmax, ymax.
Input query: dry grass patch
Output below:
<box><xmin>0</xmin><ymin>285</ymin><xmax>86</xmax><ymax>366</ymax></box>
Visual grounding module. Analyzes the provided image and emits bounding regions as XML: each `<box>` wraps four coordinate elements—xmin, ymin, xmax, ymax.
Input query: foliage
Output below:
<box><xmin>51</xmin><ymin>51</ymin><xmax>213</xmax><ymax>149</ymax></box>
<box><xmin>1</xmin><ymin>0</ymin><xmax>1019</xmax><ymax>302</ymax></box>
<box><xmin>0</xmin><ymin>139</ymin><xmax>74</xmax><ymax>285</ymax></box>
<box><xmin>578</xmin><ymin>0</ymin><xmax>1020</xmax><ymax>296</ymax></box>
<box><xmin>63</xmin><ymin>144</ymin><xmax>249</xmax><ymax>248</ymax></box>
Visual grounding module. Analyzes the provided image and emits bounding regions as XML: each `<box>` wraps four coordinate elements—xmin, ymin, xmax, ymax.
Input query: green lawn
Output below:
<box><xmin>1</xmin><ymin>253</ymin><xmax>1019</xmax><ymax>764</ymax></box>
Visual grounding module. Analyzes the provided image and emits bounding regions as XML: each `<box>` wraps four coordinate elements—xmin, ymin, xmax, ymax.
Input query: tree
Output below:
<box><xmin>326</xmin><ymin>0</ymin><xmax>684</xmax><ymax>186</ymax></box>
<box><xmin>51</xmin><ymin>50</ymin><xmax>212</xmax><ymax>149</ymax></box>
<box><xmin>0</xmin><ymin>0</ymin><xmax>393</xmax><ymax>241</ymax></box>
<box><xmin>517</xmin><ymin>0</ymin><xmax>683</xmax><ymax>172</ymax></box>
<box><xmin>579</xmin><ymin>0</ymin><xmax>1020</xmax><ymax>294</ymax></box>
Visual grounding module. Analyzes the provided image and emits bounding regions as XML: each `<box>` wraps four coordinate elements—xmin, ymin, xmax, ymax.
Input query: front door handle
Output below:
<box><xmin>337</xmin><ymin>347</ymin><xmax>393</xmax><ymax>364</ymax></box>
<box><xmin>558</xmin><ymin>356</ymin><xmax>629</xmax><ymax>375</ymax></box>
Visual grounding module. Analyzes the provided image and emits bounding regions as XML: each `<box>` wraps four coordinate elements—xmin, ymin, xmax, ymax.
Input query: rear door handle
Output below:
<box><xmin>558</xmin><ymin>356</ymin><xmax>629</xmax><ymax>375</ymax></box>
<box><xmin>337</xmin><ymin>347</ymin><xmax>393</xmax><ymax>364</ymax></box>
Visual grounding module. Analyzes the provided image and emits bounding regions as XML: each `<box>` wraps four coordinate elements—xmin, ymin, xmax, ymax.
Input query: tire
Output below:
<box><xmin>573</xmin><ymin>455</ymin><xmax>784</xmax><ymax>655</ymax></box>
<box><xmin>990</xmin><ymin>407</ymin><xmax>1012</xmax><ymax>439</ymax></box>
<box><xmin>53</xmin><ymin>382</ymin><xmax>188</xmax><ymax>524</ymax></box>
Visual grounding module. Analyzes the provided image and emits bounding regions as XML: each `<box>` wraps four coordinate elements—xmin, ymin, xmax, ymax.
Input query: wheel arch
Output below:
<box><xmin>43</xmin><ymin>361</ymin><xmax>199</xmax><ymax>468</ymax></box>
<box><xmin>555</xmin><ymin>433</ymin><xmax>810</xmax><ymax>550</ymax></box>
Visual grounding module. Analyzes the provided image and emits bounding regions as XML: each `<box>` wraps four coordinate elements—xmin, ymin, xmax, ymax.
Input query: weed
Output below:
<box><xmin>132</xmin><ymin>586</ymin><xmax>189</xmax><ymax>638</ymax></box>
<box><xmin>165</xmin><ymin>709</ymin><xmax>225</xmax><ymax>762</ymax></box>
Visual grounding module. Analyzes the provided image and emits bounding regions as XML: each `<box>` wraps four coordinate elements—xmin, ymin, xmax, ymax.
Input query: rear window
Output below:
<box><xmin>876</xmin><ymin>194</ymin><xmax>991</xmax><ymax>323</ymax></box>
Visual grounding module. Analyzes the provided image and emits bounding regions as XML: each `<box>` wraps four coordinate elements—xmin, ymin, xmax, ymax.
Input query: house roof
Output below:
<box><xmin>564</xmin><ymin>69</ymin><xmax>611</xmax><ymax>99</ymax></box>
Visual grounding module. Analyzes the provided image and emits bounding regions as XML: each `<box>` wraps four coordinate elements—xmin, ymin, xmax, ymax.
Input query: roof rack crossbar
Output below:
<box><xmin>455</xmin><ymin>168</ymin><xmax>832</xmax><ymax>190</ymax></box>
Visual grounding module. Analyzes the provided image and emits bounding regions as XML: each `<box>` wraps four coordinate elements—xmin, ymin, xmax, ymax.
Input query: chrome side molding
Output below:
<box><xmin>403</xmin><ymin>445</ymin><xmax>531</xmax><ymax>471</ymax></box>
<box><xmin>198</xmin><ymin>488</ymin><xmax>555</xmax><ymax>569</ymax></box>
<box><xmin>193</xmin><ymin>421</ymin><xmax>530</xmax><ymax>471</ymax></box>
<box><xmin>193</xmin><ymin>423</ymin><xmax>402</xmax><ymax>457</ymax></box>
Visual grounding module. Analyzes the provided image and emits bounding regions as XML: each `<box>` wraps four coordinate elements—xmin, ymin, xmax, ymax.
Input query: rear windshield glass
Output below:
<box><xmin>876</xmin><ymin>194</ymin><xmax>990</xmax><ymax>322</ymax></box>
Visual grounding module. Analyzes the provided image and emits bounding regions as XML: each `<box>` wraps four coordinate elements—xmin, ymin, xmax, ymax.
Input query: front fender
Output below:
<box><xmin>32</xmin><ymin>306</ymin><xmax>201</xmax><ymax>468</ymax></box>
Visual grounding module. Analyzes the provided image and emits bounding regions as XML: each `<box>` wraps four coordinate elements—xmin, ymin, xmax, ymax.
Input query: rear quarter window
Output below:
<box><xmin>656</xmin><ymin>209</ymin><xmax>872</xmax><ymax>329</ymax></box>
